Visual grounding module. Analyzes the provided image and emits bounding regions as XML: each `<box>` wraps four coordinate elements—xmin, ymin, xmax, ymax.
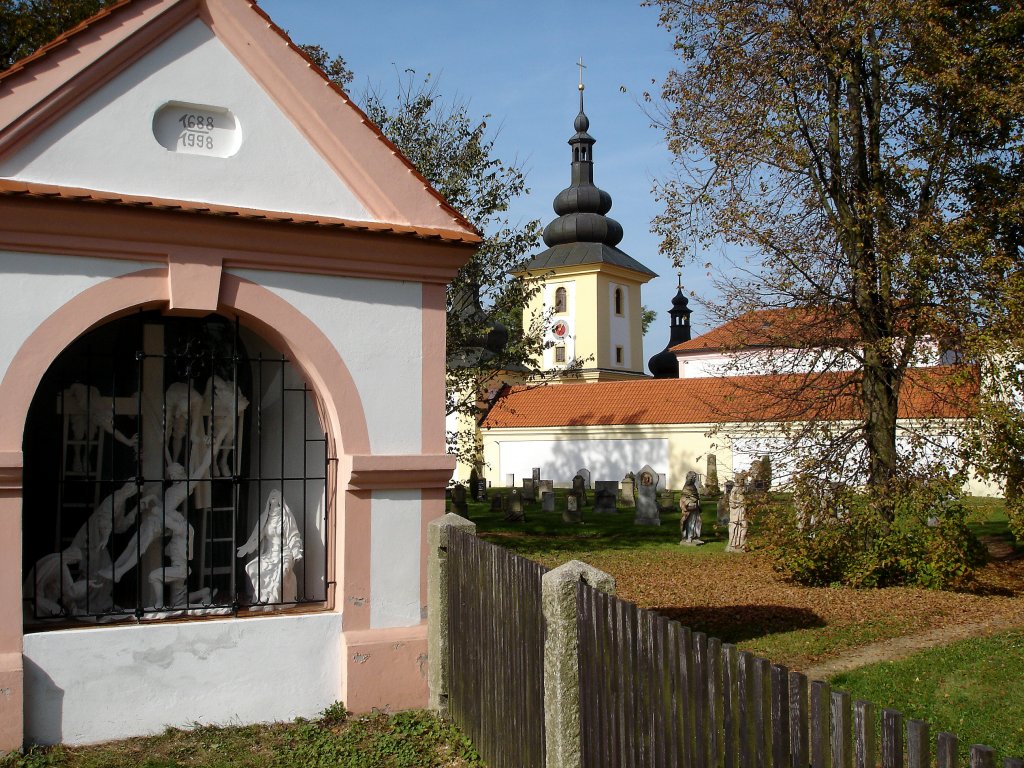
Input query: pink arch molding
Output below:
<box><xmin>0</xmin><ymin>268</ymin><xmax>371</xmax><ymax>457</ymax></box>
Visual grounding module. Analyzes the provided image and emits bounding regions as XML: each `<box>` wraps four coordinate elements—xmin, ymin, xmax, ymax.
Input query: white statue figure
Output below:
<box><xmin>727</xmin><ymin>472</ymin><xmax>748</xmax><ymax>553</ymax></box>
<box><xmin>105</xmin><ymin>447</ymin><xmax>212</xmax><ymax>585</ymax></box>
<box><xmin>164</xmin><ymin>382</ymin><xmax>204</xmax><ymax>468</ymax></box>
<box><xmin>24</xmin><ymin>547</ymin><xmax>91</xmax><ymax>618</ymax></box>
<box><xmin>237</xmin><ymin>490</ymin><xmax>303</xmax><ymax>605</ymax></box>
<box><xmin>64</xmin><ymin>383</ymin><xmax>138</xmax><ymax>473</ymax></box>
<box><xmin>146</xmin><ymin>503</ymin><xmax>195</xmax><ymax>609</ymax></box>
<box><xmin>202</xmin><ymin>376</ymin><xmax>249</xmax><ymax>477</ymax></box>
<box><xmin>69</xmin><ymin>481</ymin><xmax>139</xmax><ymax>611</ymax></box>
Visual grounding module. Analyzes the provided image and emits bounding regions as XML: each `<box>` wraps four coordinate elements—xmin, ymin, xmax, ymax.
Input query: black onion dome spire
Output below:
<box><xmin>542</xmin><ymin>76</ymin><xmax>624</xmax><ymax>249</ymax></box>
<box><xmin>648</xmin><ymin>273</ymin><xmax>695</xmax><ymax>379</ymax></box>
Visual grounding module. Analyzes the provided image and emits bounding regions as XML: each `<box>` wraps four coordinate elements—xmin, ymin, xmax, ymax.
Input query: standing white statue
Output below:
<box><xmin>24</xmin><ymin>547</ymin><xmax>91</xmax><ymax>618</ymax></box>
<box><xmin>727</xmin><ymin>472</ymin><xmax>748</xmax><ymax>553</ymax></box>
<box><xmin>164</xmin><ymin>382</ymin><xmax>204</xmax><ymax>468</ymax></box>
<box><xmin>202</xmin><ymin>376</ymin><xmax>249</xmax><ymax>477</ymax></box>
<box><xmin>69</xmin><ymin>481</ymin><xmax>139</xmax><ymax>611</ymax></box>
<box><xmin>237</xmin><ymin>490</ymin><xmax>303</xmax><ymax>604</ymax></box>
<box><xmin>64</xmin><ymin>383</ymin><xmax>137</xmax><ymax>473</ymax></box>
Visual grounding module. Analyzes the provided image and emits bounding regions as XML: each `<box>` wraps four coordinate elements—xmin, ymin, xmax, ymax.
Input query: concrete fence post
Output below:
<box><xmin>542</xmin><ymin>560</ymin><xmax>616</xmax><ymax>768</ymax></box>
<box><xmin>427</xmin><ymin>512</ymin><xmax>476</xmax><ymax>716</ymax></box>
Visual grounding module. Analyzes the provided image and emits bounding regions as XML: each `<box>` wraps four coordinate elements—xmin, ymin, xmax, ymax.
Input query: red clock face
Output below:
<box><xmin>551</xmin><ymin>321</ymin><xmax>569</xmax><ymax>338</ymax></box>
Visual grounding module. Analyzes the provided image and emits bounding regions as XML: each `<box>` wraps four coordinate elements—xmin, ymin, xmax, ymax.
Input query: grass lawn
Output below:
<box><xmin>0</xmin><ymin>707</ymin><xmax>482</xmax><ymax>768</ymax></box>
<box><xmin>829</xmin><ymin>629</ymin><xmax>1024</xmax><ymax>760</ymax></box>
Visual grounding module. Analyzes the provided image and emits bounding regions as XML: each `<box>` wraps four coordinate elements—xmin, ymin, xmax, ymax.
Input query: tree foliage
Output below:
<box><xmin>1</xmin><ymin>0</ymin><xmax>118</xmax><ymax>71</ymax></box>
<box><xmin>650</xmin><ymin>0</ymin><xmax>1024</xmax><ymax>502</ymax></box>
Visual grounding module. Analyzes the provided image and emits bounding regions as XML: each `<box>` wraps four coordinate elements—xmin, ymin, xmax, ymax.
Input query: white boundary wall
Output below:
<box><xmin>24</xmin><ymin>612</ymin><xmax>343</xmax><ymax>745</ymax></box>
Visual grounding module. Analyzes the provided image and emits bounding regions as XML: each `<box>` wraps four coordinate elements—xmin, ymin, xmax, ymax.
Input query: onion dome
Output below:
<box><xmin>648</xmin><ymin>275</ymin><xmax>695</xmax><ymax>379</ymax></box>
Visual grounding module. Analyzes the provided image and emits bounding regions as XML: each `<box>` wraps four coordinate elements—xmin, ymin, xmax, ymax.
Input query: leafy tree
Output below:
<box><xmin>649</xmin><ymin>0</ymin><xmax>1024</xmax><ymax>506</ymax></box>
<box><xmin>641</xmin><ymin>305</ymin><xmax>657</xmax><ymax>336</ymax></box>
<box><xmin>1</xmin><ymin>0</ymin><xmax>118</xmax><ymax>70</ymax></box>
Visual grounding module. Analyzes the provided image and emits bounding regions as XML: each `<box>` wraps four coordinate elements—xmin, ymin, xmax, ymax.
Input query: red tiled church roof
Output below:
<box><xmin>480</xmin><ymin>366</ymin><xmax>975</xmax><ymax>429</ymax></box>
<box><xmin>672</xmin><ymin>308</ymin><xmax>857</xmax><ymax>353</ymax></box>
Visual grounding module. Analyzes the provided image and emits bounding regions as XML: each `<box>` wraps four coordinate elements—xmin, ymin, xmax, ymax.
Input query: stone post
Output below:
<box><xmin>427</xmin><ymin>512</ymin><xmax>476</xmax><ymax>716</ymax></box>
<box><xmin>542</xmin><ymin>560</ymin><xmax>615</xmax><ymax>768</ymax></box>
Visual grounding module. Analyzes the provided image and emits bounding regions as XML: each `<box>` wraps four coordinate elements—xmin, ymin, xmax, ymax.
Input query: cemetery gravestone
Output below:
<box><xmin>634</xmin><ymin>465</ymin><xmax>661</xmax><ymax>526</ymax></box>
<box><xmin>576</xmin><ymin>468</ymin><xmax>592</xmax><ymax>489</ymax></box>
<box><xmin>490</xmin><ymin>495</ymin><xmax>505</xmax><ymax>513</ymax></box>
<box><xmin>522</xmin><ymin>478</ymin><xmax>536</xmax><ymax>502</ymax></box>
<box><xmin>475</xmin><ymin>480</ymin><xmax>488</xmax><ymax>502</ymax></box>
<box><xmin>717</xmin><ymin>480</ymin><xmax>734</xmax><ymax>530</ymax></box>
<box><xmin>563</xmin><ymin>493</ymin><xmax>582</xmax><ymax>524</ymax></box>
<box><xmin>532</xmin><ymin>467</ymin><xmax>541</xmax><ymax>486</ymax></box>
<box><xmin>541</xmin><ymin>491</ymin><xmax>555</xmax><ymax>513</ymax></box>
<box><xmin>572</xmin><ymin>475</ymin><xmax>588</xmax><ymax>505</ymax></box>
<box><xmin>594</xmin><ymin>488</ymin><xmax>617</xmax><ymax>514</ymax></box>
<box><xmin>538</xmin><ymin>480</ymin><xmax>554</xmax><ymax>498</ymax></box>
<box><xmin>705</xmin><ymin>453</ymin><xmax>721</xmax><ymax>495</ymax></box>
<box><xmin>450</xmin><ymin>484</ymin><xmax>469</xmax><ymax>518</ymax></box>
<box><xmin>657</xmin><ymin>490</ymin><xmax>675</xmax><ymax>513</ymax></box>
<box><xmin>506</xmin><ymin>489</ymin><xmax>525</xmax><ymax>522</ymax></box>
<box><xmin>619</xmin><ymin>472</ymin><xmax>636</xmax><ymax>509</ymax></box>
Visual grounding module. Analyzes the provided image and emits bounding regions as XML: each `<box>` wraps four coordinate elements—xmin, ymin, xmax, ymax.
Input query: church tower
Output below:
<box><xmin>648</xmin><ymin>274</ymin><xmax>694</xmax><ymax>378</ymax></box>
<box><xmin>520</xmin><ymin>66</ymin><xmax>657</xmax><ymax>382</ymax></box>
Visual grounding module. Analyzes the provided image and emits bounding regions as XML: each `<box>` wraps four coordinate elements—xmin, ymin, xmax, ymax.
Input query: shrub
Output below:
<box><xmin>751</xmin><ymin>473</ymin><xmax>987</xmax><ymax>589</ymax></box>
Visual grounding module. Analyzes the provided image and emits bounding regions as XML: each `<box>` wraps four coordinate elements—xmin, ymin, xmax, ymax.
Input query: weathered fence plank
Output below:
<box><xmin>709</xmin><ymin>636</ymin><xmax>724</xmax><ymax>768</ymax></box>
<box><xmin>907</xmin><ymin>719</ymin><xmax>930</xmax><ymax>768</ymax></box>
<box><xmin>723</xmin><ymin>644</ymin><xmax>739</xmax><ymax>768</ymax></box>
<box><xmin>972</xmin><ymin>746</ymin><xmax>997</xmax><ymax>768</ymax></box>
<box><xmin>771</xmin><ymin>665</ymin><xmax>789</xmax><ymax>768</ymax></box>
<box><xmin>938</xmin><ymin>732</ymin><xmax>959</xmax><ymax>768</ymax></box>
<box><xmin>882</xmin><ymin>709</ymin><xmax>903</xmax><ymax>768</ymax></box>
<box><xmin>854</xmin><ymin>700</ymin><xmax>876</xmax><ymax>768</ymax></box>
<box><xmin>832</xmin><ymin>690</ymin><xmax>853</xmax><ymax>768</ymax></box>
<box><xmin>810</xmin><ymin>680</ymin><xmax>832</xmax><ymax>768</ymax></box>
<box><xmin>695</xmin><ymin>632</ymin><xmax>710</xmax><ymax>768</ymax></box>
<box><xmin>789</xmin><ymin>671</ymin><xmax>808</xmax><ymax>768</ymax></box>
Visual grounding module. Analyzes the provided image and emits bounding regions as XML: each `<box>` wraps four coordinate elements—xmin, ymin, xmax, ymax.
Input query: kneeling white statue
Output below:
<box><xmin>237</xmin><ymin>490</ymin><xmax>303</xmax><ymax>605</ymax></box>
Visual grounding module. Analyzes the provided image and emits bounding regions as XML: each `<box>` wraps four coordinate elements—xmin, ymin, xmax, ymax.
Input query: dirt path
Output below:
<box><xmin>802</xmin><ymin>611</ymin><xmax>1024</xmax><ymax>681</ymax></box>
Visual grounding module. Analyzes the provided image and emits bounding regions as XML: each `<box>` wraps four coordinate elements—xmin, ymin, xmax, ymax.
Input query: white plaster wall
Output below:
<box><xmin>24</xmin><ymin>612</ymin><xmax>342</xmax><ymax>745</ymax></box>
<box><xmin>230</xmin><ymin>269</ymin><xmax>422</xmax><ymax>455</ymax></box>
<box><xmin>370</xmin><ymin>490</ymin><xmax>422</xmax><ymax>629</ymax></box>
<box><xmin>0</xmin><ymin>252</ymin><xmax>152</xmax><ymax>384</ymax></box>
<box><xmin>0</xmin><ymin>20</ymin><xmax>370</xmax><ymax>221</ymax></box>
<box><xmin>497</xmin><ymin>438</ymin><xmax>669</xmax><ymax>486</ymax></box>
<box><xmin>608</xmin><ymin>283</ymin><xmax>630</xmax><ymax>368</ymax></box>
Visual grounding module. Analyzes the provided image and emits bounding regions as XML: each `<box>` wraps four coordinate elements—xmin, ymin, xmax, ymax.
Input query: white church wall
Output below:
<box><xmin>23</xmin><ymin>612</ymin><xmax>342</xmax><ymax>746</ymax></box>
<box><xmin>369</xmin><ymin>490</ymin><xmax>423</xmax><ymax>629</ymax></box>
<box><xmin>0</xmin><ymin>251</ymin><xmax>151</xmax><ymax>384</ymax></box>
<box><xmin>0</xmin><ymin>20</ymin><xmax>370</xmax><ymax>222</ymax></box>
<box><xmin>230</xmin><ymin>269</ymin><xmax>423</xmax><ymax>455</ymax></box>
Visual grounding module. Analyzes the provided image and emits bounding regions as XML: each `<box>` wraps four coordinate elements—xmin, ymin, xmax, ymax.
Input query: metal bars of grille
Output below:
<box><xmin>576</xmin><ymin>580</ymin><xmax>1022</xmax><ymax>768</ymax></box>
<box><xmin>446</xmin><ymin>526</ymin><xmax>548</xmax><ymax>768</ymax></box>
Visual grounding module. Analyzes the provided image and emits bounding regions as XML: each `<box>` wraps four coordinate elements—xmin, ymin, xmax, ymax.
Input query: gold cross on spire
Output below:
<box><xmin>577</xmin><ymin>57</ymin><xmax>586</xmax><ymax>91</ymax></box>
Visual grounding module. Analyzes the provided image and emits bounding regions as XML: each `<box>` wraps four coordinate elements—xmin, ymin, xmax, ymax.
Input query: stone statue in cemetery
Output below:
<box><xmin>727</xmin><ymin>473</ymin><xmax>748</xmax><ymax>553</ymax></box>
<box><xmin>576</xmin><ymin>468</ymin><xmax>591</xmax><ymax>489</ymax></box>
<box><xmin>619</xmin><ymin>472</ymin><xmax>636</xmax><ymax>509</ymax></box>
<box><xmin>679</xmin><ymin>470</ymin><xmax>704</xmax><ymax>546</ymax></box>
<box><xmin>634</xmin><ymin>466</ymin><xmax>661</xmax><ymax>526</ymax></box>
<box><xmin>164</xmin><ymin>382</ymin><xmax>204</xmax><ymax>467</ymax></box>
<box><xmin>716</xmin><ymin>480</ymin><xmax>734</xmax><ymax>531</ymax></box>
<box><xmin>705</xmin><ymin>454</ymin><xmax>721</xmax><ymax>495</ymax></box>
<box><xmin>572</xmin><ymin>474</ymin><xmax>588</xmax><ymax>505</ymax></box>
<box><xmin>69</xmin><ymin>481</ymin><xmax>140</xmax><ymax>611</ymax></box>
<box><xmin>64</xmin><ymin>382</ymin><xmax>138</xmax><ymax>473</ymax></box>
<box><xmin>450</xmin><ymin>484</ymin><xmax>469</xmax><ymax>517</ymax></box>
<box><xmin>238</xmin><ymin>489</ymin><xmax>304</xmax><ymax>605</ymax></box>
<box><xmin>24</xmin><ymin>547</ymin><xmax>90</xmax><ymax>618</ymax></box>
<box><xmin>468</xmin><ymin>468</ymin><xmax>480</xmax><ymax>496</ymax></box>
<box><xmin>203</xmin><ymin>375</ymin><xmax>250</xmax><ymax>477</ymax></box>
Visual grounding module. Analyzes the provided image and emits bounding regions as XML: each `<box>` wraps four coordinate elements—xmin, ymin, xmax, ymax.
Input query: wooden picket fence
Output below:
<box><xmin>437</xmin><ymin>521</ymin><xmax>1024</xmax><ymax>768</ymax></box>
<box><xmin>446</xmin><ymin>526</ymin><xmax>548</xmax><ymax>768</ymax></box>
<box><xmin>576</xmin><ymin>580</ymin><xmax>1023</xmax><ymax>768</ymax></box>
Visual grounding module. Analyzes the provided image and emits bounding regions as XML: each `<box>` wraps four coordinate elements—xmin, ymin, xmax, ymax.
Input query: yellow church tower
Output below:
<box><xmin>520</xmin><ymin>71</ymin><xmax>657</xmax><ymax>382</ymax></box>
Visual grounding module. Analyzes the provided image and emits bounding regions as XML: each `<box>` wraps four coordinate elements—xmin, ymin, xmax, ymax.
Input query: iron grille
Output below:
<box><xmin>22</xmin><ymin>312</ymin><xmax>330</xmax><ymax>625</ymax></box>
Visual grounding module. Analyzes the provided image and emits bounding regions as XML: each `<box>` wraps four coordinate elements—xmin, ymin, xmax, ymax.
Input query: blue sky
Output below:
<box><xmin>258</xmin><ymin>0</ymin><xmax>719</xmax><ymax>363</ymax></box>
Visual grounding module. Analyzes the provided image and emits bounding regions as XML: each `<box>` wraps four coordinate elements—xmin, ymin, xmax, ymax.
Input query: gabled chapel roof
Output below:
<box><xmin>0</xmin><ymin>0</ymin><xmax>480</xmax><ymax>239</ymax></box>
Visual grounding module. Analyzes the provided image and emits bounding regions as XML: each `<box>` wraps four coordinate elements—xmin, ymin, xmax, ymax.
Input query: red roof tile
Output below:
<box><xmin>0</xmin><ymin>180</ymin><xmax>481</xmax><ymax>244</ymax></box>
<box><xmin>672</xmin><ymin>308</ymin><xmax>857</xmax><ymax>353</ymax></box>
<box><xmin>480</xmin><ymin>366</ymin><xmax>974</xmax><ymax>429</ymax></box>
